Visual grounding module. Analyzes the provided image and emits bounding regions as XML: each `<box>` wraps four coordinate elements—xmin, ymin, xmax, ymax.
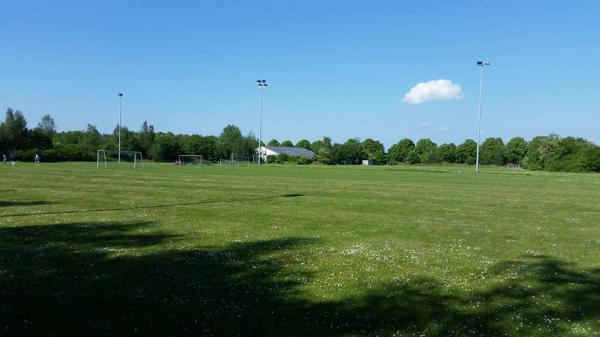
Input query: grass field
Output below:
<box><xmin>1</xmin><ymin>162</ymin><xmax>599</xmax><ymax>336</ymax></box>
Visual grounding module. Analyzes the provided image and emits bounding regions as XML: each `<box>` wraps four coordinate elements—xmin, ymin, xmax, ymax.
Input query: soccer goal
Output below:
<box><xmin>97</xmin><ymin>150</ymin><xmax>144</xmax><ymax>169</ymax></box>
<box><xmin>178</xmin><ymin>154</ymin><xmax>210</xmax><ymax>166</ymax></box>
<box><xmin>219</xmin><ymin>153</ymin><xmax>259</xmax><ymax>166</ymax></box>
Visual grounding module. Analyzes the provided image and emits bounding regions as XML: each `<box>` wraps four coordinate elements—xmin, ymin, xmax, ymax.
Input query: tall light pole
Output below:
<box><xmin>475</xmin><ymin>61</ymin><xmax>490</xmax><ymax>173</ymax></box>
<box><xmin>256</xmin><ymin>80</ymin><xmax>268</xmax><ymax>166</ymax></box>
<box><xmin>118</xmin><ymin>92</ymin><xmax>123</xmax><ymax>163</ymax></box>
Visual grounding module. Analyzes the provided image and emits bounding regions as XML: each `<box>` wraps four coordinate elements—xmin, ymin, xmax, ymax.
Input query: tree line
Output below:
<box><xmin>1</xmin><ymin>108</ymin><xmax>599</xmax><ymax>172</ymax></box>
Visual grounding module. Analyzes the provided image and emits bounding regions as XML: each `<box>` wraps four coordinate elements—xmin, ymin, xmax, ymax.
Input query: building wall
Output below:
<box><xmin>259</xmin><ymin>147</ymin><xmax>279</xmax><ymax>160</ymax></box>
<box><xmin>263</xmin><ymin>148</ymin><xmax>278</xmax><ymax>158</ymax></box>
<box><xmin>258</xmin><ymin>146</ymin><xmax>314</xmax><ymax>160</ymax></box>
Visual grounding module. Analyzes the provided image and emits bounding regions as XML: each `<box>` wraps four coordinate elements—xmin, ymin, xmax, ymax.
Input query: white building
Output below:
<box><xmin>258</xmin><ymin>146</ymin><xmax>314</xmax><ymax>161</ymax></box>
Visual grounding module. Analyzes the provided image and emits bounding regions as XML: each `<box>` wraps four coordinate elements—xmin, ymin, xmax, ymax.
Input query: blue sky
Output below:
<box><xmin>1</xmin><ymin>0</ymin><xmax>599</xmax><ymax>148</ymax></box>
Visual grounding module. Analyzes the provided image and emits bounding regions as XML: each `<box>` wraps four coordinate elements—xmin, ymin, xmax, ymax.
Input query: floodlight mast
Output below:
<box><xmin>118</xmin><ymin>93</ymin><xmax>123</xmax><ymax>163</ymax></box>
<box><xmin>256</xmin><ymin>80</ymin><xmax>268</xmax><ymax>166</ymax></box>
<box><xmin>475</xmin><ymin>61</ymin><xmax>490</xmax><ymax>173</ymax></box>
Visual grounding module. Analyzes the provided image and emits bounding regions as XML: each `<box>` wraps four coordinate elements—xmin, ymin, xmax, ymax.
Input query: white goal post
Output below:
<box><xmin>97</xmin><ymin>150</ymin><xmax>144</xmax><ymax>169</ymax></box>
<box><xmin>219</xmin><ymin>153</ymin><xmax>259</xmax><ymax>166</ymax></box>
<box><xmin>178</xmin><ymin>154</ymin><xmax>209</xmax><ymax>165</ymax></box>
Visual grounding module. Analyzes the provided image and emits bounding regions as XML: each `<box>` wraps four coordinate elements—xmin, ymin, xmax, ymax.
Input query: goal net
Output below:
<box><xmin>219</xmin><ymin>153</ymin><xmax>259</xmax><ymax>166</ymax></box>
<box><xmin>97</xmin><ymin>150</ymin><xmax>144</xmax><ymax>169</ymax></box>
<box><xmin>178</xmin><ymin>155</ymin><xmax>210</xmax><ymax>166</ymax></box>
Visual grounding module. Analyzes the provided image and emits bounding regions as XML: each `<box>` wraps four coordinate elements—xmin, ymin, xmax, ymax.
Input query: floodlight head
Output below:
<box><xmin>477</xmin><ymin>61</ymin><xmax>490</xmax><ymax>66</ymax></box>
<box><xmin>257</xmin><ymin>79</ymin><xmax>268</xmax><ymax>87</ymax></box>
<box><xmin>118</xmin><ymin>93</ymin><xmax>123</xmax><ymax>97</ymax></box>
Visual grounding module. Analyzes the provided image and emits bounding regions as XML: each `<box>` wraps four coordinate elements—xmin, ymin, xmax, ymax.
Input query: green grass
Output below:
<box><xmin>1</xmin><ymin>162</ymin><xmax>599</xmax><ymax>336</ymax></box>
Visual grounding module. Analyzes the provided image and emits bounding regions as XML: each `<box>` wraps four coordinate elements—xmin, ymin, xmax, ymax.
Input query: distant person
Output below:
<box><xmin>2</xmin><ymin>153</ymin><xmax>6</xmax><ymax>164</ymax></box>
<box><xmin>9</xmin><ymin>152</ymin><xmax>16</xmax><ymax>166</ymax></box>
<box><xmin>35</xmin><ymin>153</ymin><xmax>41</xmax><ymax>166</ymax></box>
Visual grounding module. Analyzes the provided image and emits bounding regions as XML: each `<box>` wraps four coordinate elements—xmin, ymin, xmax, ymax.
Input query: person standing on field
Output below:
<box><xmin>9</xmin><ymin>152</ymin><xmax>16</xmax><ymax>166</ymax></box>
<box><xmin>35</xmin><ymin>153</ymin><xmax>41</xmax><ymax>166</ymax></box>
<box><xmin>2</xmin><ymin>153</ymin><xmax>6</xmax><ymax>164</ymax></box>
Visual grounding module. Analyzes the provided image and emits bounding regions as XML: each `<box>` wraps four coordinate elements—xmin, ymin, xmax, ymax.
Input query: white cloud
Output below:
<box><xmin>403</xmin><ymin>79</ymin><xmax>463</xmax><ymax>104</ymax></box>
<box><xmin>435</xmin><ymin>126</ymin><xmax>449</xmax><ymax>132</ymax></box>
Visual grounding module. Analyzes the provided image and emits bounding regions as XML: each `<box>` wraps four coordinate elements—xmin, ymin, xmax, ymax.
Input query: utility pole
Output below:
<box><xmin>118</xmin><ymin>92</ymin><xmax>123</xmax><ymax>163</ymax></box>
<box><xmin>256</xmin><ymin>80</ymin><xmax>268</xmax><ymax>166</ymax></box>
<box><xmin>475</xmin><ymin>61</ymin><xmax>490</xmax><ymax>173</ymax></box>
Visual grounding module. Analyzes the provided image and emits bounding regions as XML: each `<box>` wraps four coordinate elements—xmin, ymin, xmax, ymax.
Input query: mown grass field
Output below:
<box><xmin>1</xmin><ymin>162</ymin><xmax>599</xmax><ymax>337</ymax></box>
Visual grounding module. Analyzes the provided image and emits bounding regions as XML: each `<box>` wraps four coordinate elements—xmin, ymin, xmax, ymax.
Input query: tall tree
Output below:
<box><xmin>361</xmin><ymin>138</ymin><xmax>385</xmax><ymax>164</ymax></box>
<box><xmin>388</xmin><ymin>139</ymin><xmax>415</xmax><ymax>163</ymax></box>
<box><xmin>218</xmin><ymin>125</ymin><xmax>245</xmax><ymax>158</ymax></box>
<box><xmin>505</xmin><ymin>137</ymin><xmax>528</xmax><ymax>164</ymax></box>
<box><xmin>295</xmin><ymin>139</ymin><xmax>311</xmax><ymax>150</ymax></box>
<box><xmin>438</xmin><ymin>143</ymin><xmax>457</xmax><ymax>163</ymax></box>
<box><xmin>580</xmin><ymin>144</ymin><xmax>600</xmax><ymax>172</ymax></box>
<box><xmin>267</xmin><ymin>139</ymin><xmax>280</xmax><ymax>146</ymax></box>
<box><xmin>526</xmin><ymin>135</ymin><xmax>560</xmax><ymax>170</ymax></box>
<box><xmin>37</xmin><ymin>114</ymin><xmax>56</xmax><ymax>138</ymax></box>
<box><xmin>112</xmin><ymin>125</ymin><xmax>137</xmax><ymax>152</ymax></box>
<box><xmin>456</xmin><ymin>139</ymin><xmax>477</xmax><ymax>164</ymax></box>
<box><xmin>138</xmin><ymin>121</ymin><xmax>156</xmax><ymax>157</ymax></box>
<box><xmin>541</xmin><ymin>136</ymin><xmax>592</xmax><ymax>172</ymax></box>
<box><xmin>151</xmin><ymin>132</ymin><xmax>179</xmax><ymax>161</ymax></box>
<box><xmin>1</xmin><ymin>109</ymin><xmax>29</xmax><ymax>150</ymax></box>
<box><xmin>480</xmin><ymin>137</ymin><xmax>506</xmax><ymax>165</ymax></box>
<box><xmin>84</xmin><ymin>124</ymin><xmax>102</xmax><ymax>150</ymax></box>
<box><xmin>332</xmin><ymin>138</ymin><xmax>363</xmax><ymax>164</ymax></box>
<box><xmin>414</xmin><ymin>138</ymin><xmax>438</xmax><ymax>164</ymax></box>
<box><xmin>311</xmin><ymin>137</ymin><xmax>333</xmax><ymax>164</ymax></box>
<box><xmin>13</xmin><ymin>111</ymin><xmax>29</xmax><ymax>148</ymax></box>
<box><xmin>244</xmin><ymin>132</ymin><xmax>259</xmax><ymax>157</ymax></box>
<box><xmin>406</xmin><ymin>150</ymin><xmax>420</xmax><ymax>164</ymax></box>
<box><xmin>280</xmin><ymin>140</ymin><xmax>294</xmax><ymax>147</ymax></box>
<box><xmin>28</xmin><ymin>114</ymin><xmax>56</xmax><ymax>149</ymax></box>
<box><xmin>311</xmin><ymin>137</ymin><xmax>332</xmax><ymax>152</ymax></box>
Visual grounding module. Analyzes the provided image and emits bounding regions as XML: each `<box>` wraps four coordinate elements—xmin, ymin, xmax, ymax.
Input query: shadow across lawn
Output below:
<box><xmin>0</xmin><ymin>200</ymin><xmax>56</xmax><ymax>208</ymax></box>
<box><xmin>1</xmin><ymin>221</ymin><xmax>599</xmax><ymax>337</ymax></box>
<box><xmin>2</xmin><ymin>193</ymin><xmax>304</xmax><ymax>218</ymax></box>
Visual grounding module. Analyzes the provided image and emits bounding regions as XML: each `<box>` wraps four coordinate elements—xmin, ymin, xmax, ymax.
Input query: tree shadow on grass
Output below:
<box><xmin>281</xmin><ymin>193</ymin><xmax>304</xmax><ymax>197</ymax></box>
<box><xmin>0</xmin><ymin>200</ymin><xmax>57</xmax><ymax>208</ymax></box>
<box><xmin>2</xmin><ymin>193</ymin><xmax>304</xmax><ymax>217</ymax></box>
<box><xmin>0</xmin><ymin>222</ymin><xmax>599</xmax><ymax>337</ymax></box>
<box><xmin>323</xmin><ymin>256</ymin><xmax>600</xmax><ymax>337</ymax></box>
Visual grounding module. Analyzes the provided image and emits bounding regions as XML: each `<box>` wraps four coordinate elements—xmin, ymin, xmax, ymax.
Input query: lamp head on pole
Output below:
<box><xmin>476</xmin><ymin>61</ymin><xmax>490</xmax><ymax>66</ymax></box>
<box><xmin>118</xmin><ymin>93</ymin><xmax>123</xmax><ymax>97</ymax></box>
<box><xmin>256</xmin><ymin>80</ymin><xmax>268</xmax><ymax>88</ymax></box>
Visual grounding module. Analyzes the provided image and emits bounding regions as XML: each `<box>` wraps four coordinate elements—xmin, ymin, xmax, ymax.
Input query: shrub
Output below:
<box><xmin>275</xmin><ymin>154</ymin><xmax>289</xmax><ymax>164</ymax></box>
<box><xmin>297</xmin><ymin>155</ymin><xmax>312</xmax><ymax>165</ymax></box>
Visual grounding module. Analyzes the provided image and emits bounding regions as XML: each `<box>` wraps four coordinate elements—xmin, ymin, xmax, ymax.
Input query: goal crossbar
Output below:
<box><xmin>97</xmin><ymin>150</ymin><xmax>144</xmax><ymax>169</ymax></box>
<box><xmin>178</xmin><ymin>154</ymin><xmax>212</xmax><ymax>166</ymax></box>
<box><xmin>219</xmin><ymin>153</ymin><xmax>259</xmax><ymax>166</ymax></box>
